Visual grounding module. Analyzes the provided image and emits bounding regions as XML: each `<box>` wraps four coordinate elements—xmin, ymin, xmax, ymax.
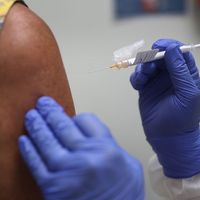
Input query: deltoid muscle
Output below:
<box><xmin>0</xmin><ymin>0</ymin><xmax>26</xmax><ymax>27</ymax></box>
<box><xmin>0</xmin><ymin>1</ymin><xmax>75</xmax><ymax>200</ymax></box>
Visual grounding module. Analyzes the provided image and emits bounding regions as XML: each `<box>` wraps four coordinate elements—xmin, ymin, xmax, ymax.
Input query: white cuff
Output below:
<box><xmin>148</xmin><ymin>155</ymin><xmax>200</xmax><ymax>200</ymax></box>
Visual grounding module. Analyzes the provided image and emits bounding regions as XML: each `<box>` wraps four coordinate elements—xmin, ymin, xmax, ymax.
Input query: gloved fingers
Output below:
<box><xmin>152</xmin><ymin>39</ymin><xmax>183</xmax><ymax>51</ymax></box>
<box><xmin>153</xmin><ymin>39</ymin><xmax>200</xmax><ymax>80</ymax></box>
<box><xmin>183</xmin><ymin>52</ymin><xmax>200</xmax><ymax>87</ymax></box>
<box><xmin>139</xmin><ymin>71</ymin><xmax>171</xmax><ymax>103</ymax></box>
<box><xmin>180</xmin><ymin>50</ymin><xmax>200</xmax><ymax>86</ymax></box>
<box><xmin>191</xmin><ymin>70</ymin><xmax>199</xmax><ymax>81</ymax></box>
<box><xmin>196</xmin><ymin>79</ymin><xmax>200</xmax><ymax>89</ymax></box>
<box><xmin>36</xmin><ymin>96</ymin><xmax>86</xmax><ymax>150</ymax></box>
<box><xmin>192</xmin><ymin>72</ymin><xmax>200</xmax><ymax>89</ymax></box>
<box><xmin>164</xmin><ymin>44</ymin><xmax>197</xmax><ymax>97</ymax></box>
<box><xmin>130</xmin><ymin>62</ymin><xmax>158</xmax><ymax>91</ymax></box>
<box><xmin>130</xmin><ymin>64</ymin><xmax>146</xmax><ymax>91</ymax></box>
<box><xmin>25</xmin><ymin>109</ymin><xmax>69</xmax><ymax>171</ymax></box>
<box><xmin>73</xmin><ymin>113</ymin><xmax>112</xmax><ymax>138</ymax></box>
<box><xmin>18</xmin><ymin>135</ymin><xmax>48</xmax><ymax>183</ymax></box>
<box><xmin>131</xmin><ymin>39</ymin><xmax>188</xmax><ymax>92</ymax></box>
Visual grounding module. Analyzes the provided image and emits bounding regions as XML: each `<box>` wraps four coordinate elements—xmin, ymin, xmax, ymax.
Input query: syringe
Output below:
<box><xmin>111</xmin><ymin>44</ymin><xmax>200</xmax><ymax>69</ymax></box>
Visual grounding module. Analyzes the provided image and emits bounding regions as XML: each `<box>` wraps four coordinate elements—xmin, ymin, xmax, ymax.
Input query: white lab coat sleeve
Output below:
<box><xmin>148</xmin><ymin>155</ymin><xmax>200</xmax><ymax>200</ymax></box>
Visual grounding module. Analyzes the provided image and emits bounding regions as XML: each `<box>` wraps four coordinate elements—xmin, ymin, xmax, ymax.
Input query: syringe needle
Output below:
<box><xmin>88</xmin><ymin>66</ymin><xmax>111</xmax><ymax>73</ymax></box>
<box><xmin>88</xmin><ymin>43</ymin><xmax>200</xmax><ymax>73</ymax></box>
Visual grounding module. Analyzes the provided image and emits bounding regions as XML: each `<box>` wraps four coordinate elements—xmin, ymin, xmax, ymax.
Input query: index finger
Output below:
<box><xmin>73</xmin><ymin>113</ymin><xmax>112</xmax><ymax>138</ymax></box>
<box><xmin>152</xmin><ymin>39</ymin><xmax>199</xmax><ymax>78</ymax></box>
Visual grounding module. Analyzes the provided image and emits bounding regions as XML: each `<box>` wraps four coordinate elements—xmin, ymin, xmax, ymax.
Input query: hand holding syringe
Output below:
<box><xmin>111</xmin><ymin>43</ymin><xmax>200</xmax><ymax>69</ymax></box>
<box><xmin>89</xmin><ymin>41</ymin><xmax>200</xmax><ymax>73</ymax></box>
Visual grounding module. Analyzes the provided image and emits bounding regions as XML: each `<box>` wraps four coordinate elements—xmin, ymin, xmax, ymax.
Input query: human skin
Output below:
<box><xmin>0</xmin><ymin>3</ymin><xmax>75</xmax><ymax>200</ymax></box>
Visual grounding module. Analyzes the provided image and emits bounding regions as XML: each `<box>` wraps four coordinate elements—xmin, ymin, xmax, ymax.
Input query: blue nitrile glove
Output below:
<box><xmin>130</xmin><ymin>39</ymin><xmax>200</xmax><ymax>179</ymax></box>
<box><xmin>18</xmin><ymin>96</ymin><xmax>144</xmax><ymax>200</ymax></box>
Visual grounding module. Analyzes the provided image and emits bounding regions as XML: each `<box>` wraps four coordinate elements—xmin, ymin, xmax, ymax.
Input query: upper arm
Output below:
<box><xmin>0</xmin><ymin>3</ymin><xmax>75</xmax><ymax>200</ymax></box>
<box><xmin>0</xmin><ymin>3</ymin><xmax>75</xmax><ymax>115</ymax></box>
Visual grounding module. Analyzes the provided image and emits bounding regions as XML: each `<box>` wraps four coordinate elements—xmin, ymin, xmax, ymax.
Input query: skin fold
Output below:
<box><xmin>0</xmin><ymin>3</ymin><xmax>75</xmax><ymax>200</ymax></box>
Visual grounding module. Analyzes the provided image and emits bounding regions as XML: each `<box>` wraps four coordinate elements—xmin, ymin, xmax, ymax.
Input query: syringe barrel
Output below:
<box><xmin>153</xmin><ymin>45</ymin><xmax>192</xmax><ymax>61</ymax></box>
<box><xmin>118</xmin><ymin>44</ymin><xmax>200</xmax><ymax>68</ymax></box>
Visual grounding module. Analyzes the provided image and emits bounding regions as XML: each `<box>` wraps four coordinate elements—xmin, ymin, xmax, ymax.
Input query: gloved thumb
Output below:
<box><xmin>165</xmin><ymin>44</ymin><xmax>196</xmax><ymax>98</ymax></box>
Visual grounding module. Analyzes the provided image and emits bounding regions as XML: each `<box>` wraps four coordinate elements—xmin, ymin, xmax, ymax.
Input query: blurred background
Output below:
<box><xmin>25</xmin><ymin>0</ymin><xmax>200</xmax><ymax>199</ymax></box>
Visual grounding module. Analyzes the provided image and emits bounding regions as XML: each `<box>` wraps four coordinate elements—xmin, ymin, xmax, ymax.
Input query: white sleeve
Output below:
<box><xmin>148</xmin><ymin>155</ymin><xmax>200</xmax><ymax>200</ymax></box>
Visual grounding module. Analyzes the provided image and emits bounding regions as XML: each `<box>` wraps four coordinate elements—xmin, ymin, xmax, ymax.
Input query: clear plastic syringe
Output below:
<box><xmin>111</xmin><ymin>44</ymin><xmax>200</xmax><ymax>69</ymax></box>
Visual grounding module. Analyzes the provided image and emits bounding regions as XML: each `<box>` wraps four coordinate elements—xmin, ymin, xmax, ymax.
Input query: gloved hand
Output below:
<box><xmin>130</xmin><ymin>39</ymin><xmax>200</xmax><ymax>178</ymax></box>
<box><xmin>18</xmin><ymin>96</ymin><xmax>144</xmax><ymax>200</ymax></box>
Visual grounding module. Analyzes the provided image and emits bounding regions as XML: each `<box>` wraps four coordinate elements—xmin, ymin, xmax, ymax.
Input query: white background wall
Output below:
<box><xmin>26</xmin><ymin>1</ymin><xmax>200</xmax><ymax>199</ymax></box>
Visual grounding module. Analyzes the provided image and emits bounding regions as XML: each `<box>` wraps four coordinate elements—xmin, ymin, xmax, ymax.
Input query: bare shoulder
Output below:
<box><xmin>0</xmin><ymin>3</ymin><xmax>61</xmax><ymax>67</ymax></box>
<box><xmin>0</xmin><ymin>2</ymin><xmax>75</xmax><ymax>116</ymax></box>
<box><xmin>0</xmin><ymin>3</ymin><xmax>64</xmax><ymax>79</ymax></box>
<box><xmin>2</xmin><ymin>3</ymin><xmax>54</xmax><ymax>47</ymax></box>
